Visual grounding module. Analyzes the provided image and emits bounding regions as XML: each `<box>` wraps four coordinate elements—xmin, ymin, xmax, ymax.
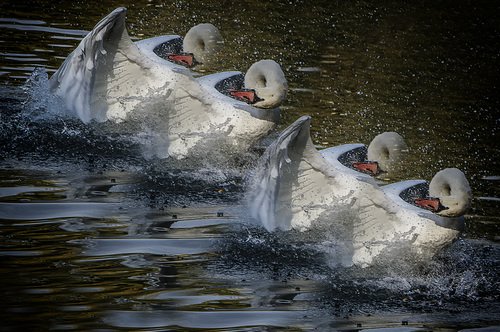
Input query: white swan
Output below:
<box><xmin>352</xmin><ymin>168</ymin><xmax>472</xmax><ymax>267</ymax></box>
<box><xmin>159</xmin><ymin>59</ymin><xmax>288</xmax><ymax>159</ymax></box>
<box><xmin>49</xmin><ymin>7</ymin><xmax>223</xmax><ymax>123</ymax></box>
<box><xmin>246</xmin><ymin>116</ymin><xmax>471</xmax><ymax>267</ymax></box>
<box><xmin>247</xmin><ymin>116</ymin><xmax>404</xmax><ymax>231</ymax></box>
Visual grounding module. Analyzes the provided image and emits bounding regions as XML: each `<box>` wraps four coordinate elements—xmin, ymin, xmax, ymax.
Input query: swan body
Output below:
<box><xmin>247</xmin><ymin>116</ymin><xmax>471</xmax><ymax>267</ymax></box>
<box><xmin>352</xmin><ymin>168</ymin><xmax>471</xmax><ymax>267</ymax></box>
<box><xmin>165</xmin><ymin>60</ymin><xmax>287</xmax><ymax>159</ymax></box>
<box><xmin>248</xmin><ymin>116</ymin><xmax>407</xmax><ymax>231</ymax></box>
<box><xmin>49</xmin><ymin>7</ymin><xmax>223</xmax><ymax>123</ymax></box>
<box><xmin>247</xmin><ymin>115</ymin><xmax>379</xmax><ymax>232</ymax></box>
<box><xmin>48</xmin><ymin>8</ymin><xmax>286</xmax><ymax>160</ymax></box>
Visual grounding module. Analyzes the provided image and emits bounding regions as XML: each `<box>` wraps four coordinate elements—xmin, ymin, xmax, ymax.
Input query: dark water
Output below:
<box><xmin>1</xmin><ymin>0</ymin><xmax>499</xmax><ymax>330</ymax></box>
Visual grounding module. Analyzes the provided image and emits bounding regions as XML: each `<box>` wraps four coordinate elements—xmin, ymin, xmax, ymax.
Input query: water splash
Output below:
<box><xmin>21</xmin><ymin>67</ymin><xmax>67</xmax><ymax>120</ymax></box>
<box><xmin>2</xmin><ymin>67</ymin><xmax>260</xmax><ymax>188</ymax></box>
<box><xmin>212</xmin><ymin>206</ymin><xmax>499</xmax><ymax>315</ymax></box>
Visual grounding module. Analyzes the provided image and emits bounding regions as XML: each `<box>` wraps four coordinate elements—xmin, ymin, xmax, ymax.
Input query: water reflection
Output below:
<box><xmin>80</xmin><ymin>238</ymin><xmax>214</xmax><ymax>256</ymax></box>
<box><xmin>104</xmin><ymin>310</ymin><xmax>307</xmax><ymax>329</ymax></box>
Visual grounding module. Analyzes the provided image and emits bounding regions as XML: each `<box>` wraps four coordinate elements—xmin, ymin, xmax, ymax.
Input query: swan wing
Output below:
<box><xmin>49</xmin><ymin>7</ymin><xmax>157</xmax><ymax>122</ymax></box>
<box><xmin>153</xmin><ymin>75</ymin><xmax>216</xmax><ymax>158</ymax></box>
<box><xmin>351</xmin><ymin>188</ymin><xmax>406</xmax><ymax>266</ymax></box>
<box><xmin>169</xmin><ymin>75</ymin><xmax>212</xmax><ymax>132</ymax></box>
<box><xmin>248</xmin><ymin>116</ymin><xmax>337</xmax><ymax>231</ymax></box>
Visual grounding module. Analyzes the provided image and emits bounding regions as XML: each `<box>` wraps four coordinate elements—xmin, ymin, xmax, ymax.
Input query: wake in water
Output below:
<box><xmin>212</xmin><ymin>216</ymin><xmax>500</xmax><ymax>317</ymax></box>
<box><xmin>0</xmin><ymin>69</ymin><xmax>263</xmax><ymax>214</ymax></box>
<box><xmin>2</xmin><ymin>68</ymin><xmax>262</xmax><ymax>173</ymax></box>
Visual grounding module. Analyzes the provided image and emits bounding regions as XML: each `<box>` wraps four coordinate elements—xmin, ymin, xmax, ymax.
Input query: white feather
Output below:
<box><xmin>248</xmin><ymin>116</ymin><xmax>353</xmax><ymax>231</ymax></box>
<box><xmin>49</xmin><ymin>8</ymin><xmax>221</xmax><ymax>124</ymax></box>
<box><xmin>367</xmin><ymin>131</ymin><xmax>408</xmax><ymax>173</ymax></box>
<box><xmin>351</xmin><ymin>169</ymin><xmax>470</xmax><ymax>267</ymax></box>
<box><xmin>49</xmin><ymin>7</ymin><xmax>172</xmax><ymax>123</ymax></box>
<box><xmin>165</xmin><ymin>63</ymin><xmax>286</xmax><ymax>159</ymax></box>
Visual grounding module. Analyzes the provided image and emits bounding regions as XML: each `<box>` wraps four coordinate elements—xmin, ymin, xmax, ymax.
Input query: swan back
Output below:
<box><xmin>248</xmin><ymin>116</ymin><xmax>338</xmax><ymax>231</ymax></box>
<box><xmin>367</xmin><ymin>132</ymin><xmax>407</xmax><ymax>172</ymax></box>
<box><xmin>48</xmin><ymin>7</ymin><xmax>157</xmax><ymax>123</ymax></box>
<box><xmin>429</xmin><ymin>168</ymin><xmax>472</xmax><ymax>217</ymax></box>
<box><xmin>182</xmin><ymin>23</ymin><xmax>223</xmax><ymax>66</ymax></box>
<box><xmin>244</xmin><ymin>60</ymin><xmax>288</xmax><ymax>109</ymax></box>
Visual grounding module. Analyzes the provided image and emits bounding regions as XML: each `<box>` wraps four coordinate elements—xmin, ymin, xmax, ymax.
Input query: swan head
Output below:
<box><xmin>352</xmin><ymin>132</ymin><xmax>407</xmax><ymax>176</ymax></box>
<box><xmin>180</xmin><ymin>23</ymin><xmax>223</xmax><ymax>67</ymax></box>
<box><xmin>415</xmin><ymin>168</ymin><xmax>472</xmax><ymax>217</ymax></box>
<box><xmin>231</xmin><ymin>60</ymin><xmax>288</xmax><ymax>109</ymax></box>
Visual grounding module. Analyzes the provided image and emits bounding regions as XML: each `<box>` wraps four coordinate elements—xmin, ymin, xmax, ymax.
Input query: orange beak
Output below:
<box><xmin>352</xmin><ymin>161</ymin><xmax>380</xmax><ymax>176</ymax></box>
<box><xmin>414</xmin><ymin>197</ymin><xmax>448</xmax><ymax>213</ymax></box>
<box><xmin>229</xmin><ymin>89</ymin><xmax>263</xmax><ymax>104</ymax></box>
<box><xmin>167</xmin><ymin>53</ymin><xmax>196</xmax><ymax>67</ymax></box>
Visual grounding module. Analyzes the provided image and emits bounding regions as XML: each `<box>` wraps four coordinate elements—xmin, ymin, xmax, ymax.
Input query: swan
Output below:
<box><xmin>157</xmin><ymin>59</ymin><xmax>288</xmax><ymax>159</ymax></box>
<box><xmin>246</xmin><ymin>116</ymin><xmax>471</xmax><ymax>266</ymax></box>
<box><xmin>48</xmin><ymin>8</ymin><xmax>287</xmax><ymax>160</ymax></box>
<box><xmin>352</xmin><ymin>167</ymin><xmax>472</xmax><ymax>267</ymax></box>
<box><xmin>49</xmin><ymin>7</ymin><xmax>223</xmax><ymax>123</ymax></box>
<box><xmin>247</xmin><ymin>116</ymin><xmax>404</xmax><ymax>231</ymax></box>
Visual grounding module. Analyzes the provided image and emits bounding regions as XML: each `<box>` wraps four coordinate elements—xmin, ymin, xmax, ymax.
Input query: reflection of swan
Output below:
<box><xmin>247</xmin><ymin>116</ymin><xmax>471</xmax><ymax>267</ymax></box>
<box><xmin>164</xmin><ymin>59</ymin><xmax>287</xmax><ymax>159</ymax></box>
<box><xmin>49</xmin><ymin>7</ymin><xmax>223</xmax><ymax>123</ymax></box>
<box><xmin>352</xmin><ymin>168</ymin><xmax>471</xmax><ymax>267</ymax></box>
<box><xmin>247</xmin><ymin>116</ymin><xmax>403</xmax><ymax>231</ymax></box>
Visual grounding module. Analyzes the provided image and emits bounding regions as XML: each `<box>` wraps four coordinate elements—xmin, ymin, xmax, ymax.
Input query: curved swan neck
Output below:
<box><xmin>244</xmin><ymin>59</ymin><xmax>288</xmax><ymax>109</ymax></box>
<box><xmin>182</xmin><ymin>23</ymin><xmax>223</xmax><ymax>66</ymax></box>
<box><xmin>429</xmin><ymin>168</ymin><xmax>472</xmax><ymax>217</ymax></box>
<box><xmin>367</xmin><ymin>132</ymin><xmax>407</xmax><ymax>172</ymax></box>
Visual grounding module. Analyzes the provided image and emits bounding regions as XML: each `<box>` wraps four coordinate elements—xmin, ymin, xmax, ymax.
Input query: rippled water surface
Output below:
<box><xmin>1</xmin><ymin>0</ymin><xmax>499</xmax><ymax>330</ymax></box>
